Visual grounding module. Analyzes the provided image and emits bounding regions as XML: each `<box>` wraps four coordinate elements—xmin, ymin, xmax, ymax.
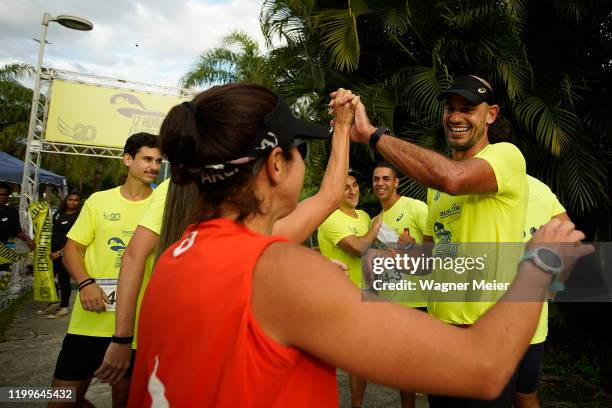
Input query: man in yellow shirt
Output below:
<box><xmin>373</xmin><ymin>161</ymin><xmax>429</xmax><ymax>298</ymax></box>
<box><xmin>318</xmin><ymin>168</ymin><xmax>381</xmax><ymax>408</ymax></box>
<box><xmin>514</xmin><ymin>175</ymin><xmax>569</xmax><ymax>408</ymax></box>
<box><xmin>372</xmin><ymin>161</ymin><xmax>428</xmax><ymax>408</ymax></box>
<box><xmin>344</xmin><ymin>75</ymin><xmax>528</xmax><ymax>406</ymax></box>
<box><xmin>50</xmin><ymin>133</ymin><xmax>162</xmax><ymax>408</ymax></box>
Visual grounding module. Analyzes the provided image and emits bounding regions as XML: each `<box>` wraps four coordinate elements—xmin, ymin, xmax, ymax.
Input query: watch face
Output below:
<box><xmin>538</xmin><ymin>248</ymin><xmax>562</xmax><ymax>269</ymax></box>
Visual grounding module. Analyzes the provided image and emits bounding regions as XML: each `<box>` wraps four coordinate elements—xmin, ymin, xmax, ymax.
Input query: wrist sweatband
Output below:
<box><xmin>78</xmin><ymin>278</ymin><xmax>96</xmax><ymax>291</ymax></box>
<box><xmin>111</xmin><ymin>335</ymin><xmax>134</xmax><ymax>344</ymax></box>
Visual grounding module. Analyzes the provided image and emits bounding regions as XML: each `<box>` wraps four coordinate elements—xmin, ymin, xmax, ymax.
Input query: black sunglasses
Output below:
<box><xmin>294</xmin><ymin>139</ymin><xmax>309</xmax><ymax>162</ymax></box>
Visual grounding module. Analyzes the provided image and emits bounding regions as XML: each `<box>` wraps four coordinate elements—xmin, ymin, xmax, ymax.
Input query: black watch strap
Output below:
<box><xmin>111</xmin><ymin>335</ymin><xmax>134</xmax><ymax>344</ymax></box>
<box><xmin>368</xmin><ymin>127</ymin><xmax>391</xmax><ymax>151</ymax></box>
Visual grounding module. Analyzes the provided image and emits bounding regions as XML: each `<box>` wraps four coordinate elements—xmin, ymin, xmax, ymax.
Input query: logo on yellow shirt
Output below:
<box><xmin>433</xmin><ymin>222</ymin><xmax>458</xmax><ymax>258</ymax></box>
<box><xmin>439</xmin><ymin>203</ymin><xmax>461</xmax><ymax>218</ymax></box>
<box><xmin>107</xmin><ymin>237</ymin><xmax>127</xmax><ymax>268</ymax></box>
<box><xmin>396</xmin><ymin>213</ymin><xmax>404</xmax><ymax>222</ymax></box>
<box><xmin>104</xmin><ymin>212</ymin><xmax>121</xmax><ymax>221</ymax></box>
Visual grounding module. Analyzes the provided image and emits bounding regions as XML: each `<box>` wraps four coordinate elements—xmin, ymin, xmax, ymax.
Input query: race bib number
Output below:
<box><xmin>380</xmin><ymin>266</ymin><xmax>402</xmax><ymax>285</ymax></box>
<box><xmin>96</xmin><ymin>279</ymin><xmax>117</xmax><ymax>312</ymax></box>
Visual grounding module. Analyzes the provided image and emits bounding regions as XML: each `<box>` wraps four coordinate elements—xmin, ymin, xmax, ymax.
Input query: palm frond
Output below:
<box><xmin>222</xmin><ymin>30</ymin><xmax>261</xmax><ymax>56</ymax></box>
<box><xmin>505</xmin><ymin>0</ymin><xmax>527</xmax><ymax>31</ymax></box>
<box><xmin>380</xmin><ymin>7</ymin><xmax>410</xmax><ymax>37</ymax></box>
<box><xmin>180</xmin><ymin>48</ymin><xmax>237</xmax><ymax>87</ymax></box>
<box><xmin>441</xmin><ymin>4</ymin><xmax>501</xmax><ymax>30</ymax></box>
<box><xmin>260</xmin><ymin>0</ymin><xmax>315</xmax><ymax>47</ymax></box>
<box><xmin>493</xmin><ymin>40</ymin><xmax>532</xmax><ymax>101</ymax></box>
<box><xmin>557</xmin><ymin>141</ymin><xmax>609</xmax><ymax>214</ymax></box>
<box><xmin>583</xmin><ymin>109</ymin><xmax>612</xmax><ymax>151</ymax></box>
<box><xmin>514</xmin><ymin>96</ymin><xmax>580</xmax><ymax>156</ymax></box>
<box><xmin>180</xmin><ymin>30</ymin><xmax>269</xmax><ymax>88</ymax></box>
<box><xmin>315</xmin><ymin>8</ymin><xmax>361</xmax><ymax>72</ymax></box>
<box><xmin>548</xmin><ymin>0</ymin><xmax>588</xmax><ymax>23</ymax></box>
<box><xmin>350</xmin><ymin>81</ymin><xmax>397</xmax><ymax>128</ymax></box>
<box><xmin>0</xmin><ymin>63</ymin><xmax>35</xmax><ymax>81</ymax></box>
<box><xmin>396</xmin><ymin>66</ymin><xmax>450</xmax><ymax>121</ymax></box>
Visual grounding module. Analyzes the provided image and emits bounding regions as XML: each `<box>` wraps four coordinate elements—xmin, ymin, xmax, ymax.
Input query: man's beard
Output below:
<box><xmin>448</xmin><ymin>128</ymin><xmax>485</xmax><ymax>152</ymax></box>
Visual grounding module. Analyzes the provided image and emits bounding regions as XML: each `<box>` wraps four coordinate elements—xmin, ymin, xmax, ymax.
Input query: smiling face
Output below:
<box><xmin>372</xmin><ymin>166</ymin><xmax>399</xmax><ymax>203</ymax></box>
<box><xmin>124</xmin><ymin>146</ymin><xmax>163</xmax><ymax>185</ymax></box>
<box><xmin>341</xmin><ymin>175</ymin><xmax>360</xmax><ymax>210</ymax></box>
<box><xmin>443</xmin><ymin>94</ymin><xmax>498</xmax><ymax>156</ymax></box>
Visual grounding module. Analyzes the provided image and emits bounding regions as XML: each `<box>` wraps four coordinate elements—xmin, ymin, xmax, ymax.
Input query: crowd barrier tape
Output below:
<box><xmin>0</xmin><ymin>241</ymin><xmax>24</xmax><ymax>264</ymax></box>
<box><xmin>30</xmin><ymin>202</ymin><xmax>59</xmax><ymax>303</ymax></box>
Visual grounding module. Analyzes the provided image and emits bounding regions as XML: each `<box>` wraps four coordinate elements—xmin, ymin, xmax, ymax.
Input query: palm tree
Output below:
<box><xmin>261</xmin><ymin>0</ymin><xmax>612</xmax><ymax>240</ymax></box>
<box><xmin>180</xmin><ymin>31</ymin><xmax>271</xmax><ymax>88</ymax></box>
<box><xmin>0</xmin><ymin>63</ymin><xmax>35</xmax><ymax>157</ymax></box>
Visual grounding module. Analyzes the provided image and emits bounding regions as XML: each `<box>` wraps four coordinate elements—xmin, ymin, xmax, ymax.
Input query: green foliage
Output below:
<box><xmin>181</xmin><ymin>30</ymin><xmax>271</xmax><ymax>88</ymax></box>
<box><xmin>315</xmin><ymin>5</ymin><xmax>363</xmax><ymax>72</ymax></box>
<box><xmin>257</xmin><ymin>0</ymin><xmax>612</xmax><ymax>239</ymax></box>
<box><xmin>0</xmin><ymin>63</ymin><xmax>34</xmax><ymax>157</ymax></box>
<box><xmin>514</xmin><ymin>96</ymin><xmax>578</xmax><ymax>156</ymax></box>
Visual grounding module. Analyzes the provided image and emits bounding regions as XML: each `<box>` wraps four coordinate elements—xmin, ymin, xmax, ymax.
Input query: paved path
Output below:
<box><xmin>0</xmin><ymin>294</ymin><xmax>427</xmax><ymax>407</ymax></box>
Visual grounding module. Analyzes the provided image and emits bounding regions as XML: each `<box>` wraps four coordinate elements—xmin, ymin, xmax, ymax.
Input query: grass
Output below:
<box><xmin>0</xmin><ymin>290</ymin><xmax>33</xmax><ymax>342</ymax></box>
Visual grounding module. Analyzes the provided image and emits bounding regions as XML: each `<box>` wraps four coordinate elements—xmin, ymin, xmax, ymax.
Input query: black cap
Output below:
<box><xmin>439</xmin><ymin>75</ymin><xmax>497</xmax><ymax>106</ymax></box>
<box><xmin>238</xmin><ymin>96</ymin><xmax>330</xmax><ymax>160</ymax></box>
<box><xmin>265</xmin><ymin>96</ymin><xmax>331</xmax><ymax>143</ymax></box>
<box><xmin>348</xmin><ymin>168</ymin><xmax>361</xmax><ymax>180</ymax></box>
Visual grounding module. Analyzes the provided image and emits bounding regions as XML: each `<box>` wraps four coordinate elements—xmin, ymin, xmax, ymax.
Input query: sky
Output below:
<box><xmin>0</xmin><ymin>0</ymin><xmax>268</xmax><ymax>89</ymax></box>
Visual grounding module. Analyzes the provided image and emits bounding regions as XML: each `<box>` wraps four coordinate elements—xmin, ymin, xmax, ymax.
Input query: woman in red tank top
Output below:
<box><xmin>129</xmin><ymin>84</ymin><xmax>590</xmax><ymax>407</ymax></box>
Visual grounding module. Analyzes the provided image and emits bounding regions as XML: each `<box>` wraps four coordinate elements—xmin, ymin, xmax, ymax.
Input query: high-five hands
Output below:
<box><xmin>329</xmin><ymin>91</ymin><xmax>376</xmax><ymax>142</ymax></box>
<box><xmin>328</xmin><ymin>88</ymin><xmax>360</xmax><ymax>129</ymax></box>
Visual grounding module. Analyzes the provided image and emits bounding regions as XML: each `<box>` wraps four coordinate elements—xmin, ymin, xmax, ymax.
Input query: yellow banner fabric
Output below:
<box><xmin>30</xmin><ymin>202</ymin><xmax>59</xmax><ymax>303</ymax></box>
<box><xmin>0</xmin><ymin>241</ymin><xmax>24</xmax><ymax>264</ymax></box>
<box><xmin>46</xmin><ymin>80</ymin><xmax>190</xmax><ymax>148</ymax></box>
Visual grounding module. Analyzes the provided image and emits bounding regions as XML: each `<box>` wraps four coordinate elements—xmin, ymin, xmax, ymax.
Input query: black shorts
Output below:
<box><xmin>53</xmin><ymin>334</ymin><xmax>136</xmax><ymax>381</ymax></box>
<box><xmin>515</xmin><ymin>342</ymin><xmax>545</xmax><ymax>394</ymax></box>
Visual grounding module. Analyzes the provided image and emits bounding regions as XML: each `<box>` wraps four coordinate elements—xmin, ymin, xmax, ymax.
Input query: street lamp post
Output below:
<box><xmin>14</xmin><ymin>13</ymin><xmax>93</xmax><ymax>298</ymax></box>
<box><xmin>19</xmin><ymin>12</ymin><xmax>93</xmax><ymax>228</ymax></box>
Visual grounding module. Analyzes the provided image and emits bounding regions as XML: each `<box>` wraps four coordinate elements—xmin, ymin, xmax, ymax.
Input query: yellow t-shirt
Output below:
<box><xmin>317</xmin><ymin>209</ymin><xmax>371</xmax><ymax>286</ymax></box>
<box><xmin>67</xmin><ymin>186</ymin><xmax>153</xmax><ymax>337</ymax></box>
<box><xmin>131</xmin><ymin>178</ymin><xmax>170</xmax><ymax>347</ymax></box>
<box><xmin>524</xmin><ymin>175</ymin><xmax>566</xmax><ymax>344</ymax></box>
<box><xmin>138</xmin><ymin>179</ymin><xmax>170</xmax><ymax>235</ymax></box>
<box><xmin>382</xmin><ymin>196</ymin><xmax>428</xmax><ymax>245</ymax></box>
<box><xmin>425</xmin><ymin>142</ymin><xmax>528</xmax><ymax>324</ymax></box>
<box><xmin>381</xmin><ymin>196</ymin><xmax>428</xmax><ymax>307</ymax></box>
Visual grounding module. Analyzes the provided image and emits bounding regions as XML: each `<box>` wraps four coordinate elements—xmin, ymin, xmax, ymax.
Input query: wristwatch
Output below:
<box><xmin>368</xmin><ymin>127</ymin><xmax>391</xmax><ymax>151</ymax></box>
<box><xmin>521</xmin><ymin>247</ymin><xmax>564</xmax><ymax>290</ymax></box>
<box><xmin>521</xmin><ymin>247</ymin><xmax>563</xmax><ymax>275</ymax></box>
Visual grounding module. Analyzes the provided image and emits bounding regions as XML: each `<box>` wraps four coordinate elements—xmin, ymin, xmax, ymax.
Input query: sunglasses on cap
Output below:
<box><xmin>294</xmin><ymin>138</ymin><xmax>309</xmax><ymax>162</ymax></box>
